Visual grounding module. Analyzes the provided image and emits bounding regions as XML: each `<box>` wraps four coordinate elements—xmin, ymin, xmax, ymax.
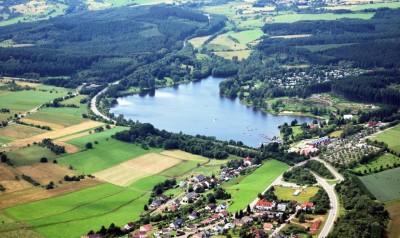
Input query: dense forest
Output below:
<box><xmin>0</xmin><ymin>5</ymin><xmax>225</xmax><ymax>89</ymax></box>
<box><xmin>329</xmin><ymin>178</ymin><xmax>388</xmax><ymax>238</ymax></box>
<box><xmin>304</xmin><ymin>160</ymin><xmax>335</xmax><ymax>179</ymax></box>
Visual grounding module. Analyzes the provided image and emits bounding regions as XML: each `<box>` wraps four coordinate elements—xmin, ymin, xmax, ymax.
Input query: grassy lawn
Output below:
<box><xmin>3</xmin><ymin>174</ymin><xmax>166</xmax><ymax>238</ymax></box>
<box><xmin>385</xmin><ymin>198</ymin><xmax>400</xmax><ymax>238</ymax></box>
<box><xmin>352</xmin><ymin>154</ymin><xmax>400</xmax><ymax>175</ymax></box>
<box><xmin>359</xmin><ymin>167</ymin><xmax>400</xmax><ymax>202</ymax></box>
<box><xmin>370</xmin><ymin>125</ymin><xmax>400</xmax><ymax>153</ymax></box>
<box><xmin>213</xmin><ymin>50</ymin><xmax>251</xmax><ymax>60</ymax></box>
<box><xmin>58</xmin><ymin>127</ymin><xmax>162</xmax><ymax>174</ymax></box>
<box><xmin>274</xmin><ymin>186</ymin><xmax>319</xmax><ymax>203</ymax></box>
<box><xmin>224</xmin><ymin>160</ymin><xmax>289</xmax><ymax>212</ymax></box>
<box><xmin>6</xmin><ymin>145</ymin><xmax>58</xmax><ymax>167</ymax></box>
<box><xmin>23</xmin><ymin>107</ymin><xmax>88</xmax><ymax>129</ymax></box>
<box><xmin>159</xmin><ymin>160</ymin><xmax>200</xmax><ymax>178</ymax></box>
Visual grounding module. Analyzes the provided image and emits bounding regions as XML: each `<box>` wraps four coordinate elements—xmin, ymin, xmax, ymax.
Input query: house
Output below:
<box><xmin>234</xmin><ymin>219</ymin><xmax>244</xmax><ymax>227</ymax></box>
<box><xmin>210</xmin><ymin>213</ymin><xmax>220</xmax><ymax>221</ymax></box>
<box><xmin>132</xmin><ymin>231</ymin><xmax>148</xmax><ymax>238</ymax></box>
<box><xmin>182</xmin><ymin>192</ymin><xmax>198</xmax><ymax>203</ymax></box>
<box><xmin>241</xmin><ymin>216</ymin><xmax>253</xmax><ymax>223</ymax></box>
<box><xmin>219</xmin><ymin>210</ymin><xmax>229</xmax><ymax>218</ymax></box>
<box><xmin>169</xmin><ymin>205</ymin><xmax>179</xmax><ymax>212</ymax></box>
<box><xmin>123</xmin><ymin>222</ymin><xmax>135</xmax><ymax>231</ymax></box>
<box><xmin>251</xmin><ymin>229</ymin><xmax>266</xmax><ymax>237</ymax></box>
<box><xmin>344</xmin><ymin>114</ymin><xmax>353</xmax><ymax>120</ymax></box>
<box><xmin>255</xmin><ymin>199</ymin><xmax>274</xmax><ymax>211</ymax></box>
<box><xmin>220</xmin><ymin>168</ymin><xmax>229</xmax><ymax>175</ymax></box>
<box><xmin>192</xmin><ymin>233</ymin><xmax>203</xmax><ymax>238</ymax></box>
<box><xmin>81</xmin><ymin>235</ymin><xmax>102</xmax><ymax>238</ymax></box>
<box><xmin>185</xmin><ymin>224</ymin><xmax>197</xmax><ymax>232</ymax></box>
<box><xmin>216</xmin><ymin>202</ymin><xmax>228</xmax><ymax>212</ymax></box>
<box><xmin>263</xmin><ymin>223</ymin><xmax>273</xmax><ymax>231</ymax></box>
<box><xmin>188</xmin><ymin>211</ymin><xmax>199</xmax><ymax>220</ymax></box>
<box><xmin>243</xmin><ymin>156</ymin><xmax>253</xmax><ymax>166</ymax></box>
<box><xmin>160</xmin><ymin>194</ymin><xmax>169</xmax><ymax>202</ymax></box>
<box><xmin>205</xmin><ymin>203</ymin><xmax>216</xmax><ymax>211</ymax></box>
<box><xmin>302</xmin><ymin>202</ymin><xmax>314</xmax><ymax>210</ymax></box>
<box><xmin>277</xmin><ymin>204</ymin><xmax>287</xmax><ymax>212</ymax></box>
<box><xmin>169</xmin><ymin>219</ymin><xmax>184</xmax><ymax>229</ymax></box>
<box><xmin>140</xmin><ymin>224</ymin><xmax>153</xmax><ymax>232</ymax></box>
<box><xmin>191</xmin><ymin>174</ymin><xmax>206</xmax><ymax>183</ymax></box>
<box><xmin>171</xmin><ymin>199</ymin><xmax>180</xmax><ymax>206</ymax></box>
<box><xmin>200</xmin><ymin>219</ymin><xmax>212</xmax><ymax>226</ymax></box>
<box><xmin>293</xmin><ymin>190</ymin><xmax>300</xmax><ymax>196</ymax></box>
<box><xmin>224</xmin><ymin>223</ymin><xmax>235</xmax><ymax>230</ymax></box>
<box><xmin>150</xmin><ymin>199</ymin><xmax>163</xmax><ymax>208</ymax></box>
<box><xmin>212</xmin><ymin>225</ymin><xmax>224</xmax><ymax>233</ymax></box>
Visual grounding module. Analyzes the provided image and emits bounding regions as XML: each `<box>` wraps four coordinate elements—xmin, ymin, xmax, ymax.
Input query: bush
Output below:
<box><xmin>85</xmin><ymin>142</ymin><xmax>93</xmax><ymax>149</ymax></box>
<box><xmin>40</xmin><ymin>157</ymin><xmax>48</xmax><ymax>163</ymax></box>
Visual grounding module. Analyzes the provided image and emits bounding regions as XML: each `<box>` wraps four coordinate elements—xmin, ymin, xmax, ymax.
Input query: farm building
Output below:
<box><xmin>293</xmin><ymin>190</ymin><xmax>300</xmax><ymax>196</ymax></box>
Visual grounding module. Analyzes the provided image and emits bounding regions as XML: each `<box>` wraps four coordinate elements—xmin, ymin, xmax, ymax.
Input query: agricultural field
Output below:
<box><xmin>272</xmin><ymin>12</ymin><xmax>374</xmax><ymax>23</ymax></box>
<box><xmin>370</xmin><ymin>125</ymin><xmax>400</xmax><ymax>154</ymax></box>
<box><xmin>213</xmin><ymin>50</ymin><xmax>251</xmax><ymax>60</ymax></box>
<box><xmin>5</xmin><ymin>145</ymin><xmax>58</xmax><ymax>167</ymax></box>
<box><xmin>352</xmin><ymin>153</ymin><xmax>400</xmax><ymax>175</ymax></box>
<box><xmin>159</xmin><ymin>160</ymin><xmax>200</xmax><ymax>178</ymax></box>
<box><xmin>22</xmin><ymin>107</ymin><xmax>88</xmax><ymax>129</ymax></box>
<box><xmin>274</xmin><ymin>186</ymin><xmax>319</xmax><ymax>203</ymax></box>
<box><xmin>1</xmin><ymin>174</ymin><xmax>166</xmax><ymax>238</ymax></box>
<box><xmin>160</xmin><ymin>150</ymin><xmax>209</xmax><ymax>163</ymax></box>
<box><xmin>0</xmin><ymin>124</ymin><xmax>46</xmax><ymax>141</ymax></box>
<box><xmin>17</xmin><ymin>163</ymin><xmax>76</xmax><ymax>184</ymax></box>
<box><xmin>93</xmin><ymin>153</ymin><xmax>182</xmax><ymax>186</ymax></box>
<box><xmin>58</xmin><ymin>126</ymin><xmax>163</xmax><ymax>174</ymax></box>
<box><xmin>386</xmin><ymin>199</ymin><xmax>400</xmax><ymax>238</ymax></box>
<box><xmin>223</xmin><ymin>160</ymin><xmax>289</xmax><ymax>212</ymax></box>
<box><xmin>0</xmin><ymin>89</ymin><xmax>69</xmax><ymax>116</ymax></box>
<box><xmin>360</xmin><ymin>167</ymin><xmax>400</xmax><ymax>202</ymax></box>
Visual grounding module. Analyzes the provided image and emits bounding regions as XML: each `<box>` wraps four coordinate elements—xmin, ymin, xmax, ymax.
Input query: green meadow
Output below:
<box><xmin>58</xmin><ymin>127</ymin><xmax>163</xmax><ymax>174</ymax></box>
<box><xmin>360</xmin><ymin>167</ymin><xmax>400</xmax><ymax>202</ymax></box>
<box><xmin>6</xmin><ymin>145</ymin><xmax>58</xmax><ymax>167</ymax></box>
<box><xmin>273</xmin><ymin>12</ymin><xmax>374</xmax><ymax>23</ymax></box>
<box><xmin>3</xmin><ymin>175</ymin><xmax>167</xmax><ymax>238</ymax></box>
<box><xmin>370</xmin><ymin>125</ymin><xmax>400</xmax><ymax>153</ymax></box>
<box><xmin>353</xmin><ymin>154</ymin><xmax>400</xmax><ymax>174</ymax></box>
<box><xmin>224</xmin><ymin>160</ymin><xmax>289</xmax><ymax>212</ymax></box>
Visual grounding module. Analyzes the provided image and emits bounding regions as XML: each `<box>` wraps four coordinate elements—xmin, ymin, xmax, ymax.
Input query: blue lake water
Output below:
<box><xmin>110</xmin><ymin>76</ymin><xmax>313</xmax><ymax>147</ymax></box>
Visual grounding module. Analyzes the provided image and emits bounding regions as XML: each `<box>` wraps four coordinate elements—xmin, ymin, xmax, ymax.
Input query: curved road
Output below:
<box><xmin>90</xmin><ymin>81</ymin><xmax>119</xmax><ymax>124</ymax></box>
<box><xmin>311</xmin><ymin>157</ymin><xmax>344</xmax><ymax>181</ymax></box>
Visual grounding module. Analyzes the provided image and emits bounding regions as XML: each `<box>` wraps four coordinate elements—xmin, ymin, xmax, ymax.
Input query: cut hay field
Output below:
<box><xmin>273</xmin><ymin>12</ymin><xmax>374</xmax><ymax>23</ymax></box>
<box><xmin>360</xmin><ymin>167</ymin><xmax>400</xmax><ymax>202</ymax></box>
<box><xmin>370</xmin><ymin>125</ymin><xmax>400</xmax><ymax>153</ymax></box>
<box><xmin>224</xmin><ymin>160</ymin><xmax>289</xmax><ymax>212</ymax></box>
<box><xmin>1</xmin><ymin>175</ymin><xmax>167</xmax><ymax>238</ymax></box>
<box><xmin>18</xmin><ymin>163</ymin><xmax>76</xmax><ymax>184</ymax></box>
<box><xmin>214</xmin><ymin>50</ymin><xmax>252</xmax><ymax>60</ymax></box>
<box><xmin>160</xmin><ymin>150</ymin><xmax>209</xmax><ymax>162</ymax></box>
<box><xmin>188</xmin><ymin>35</ymin><xmax>210</xmax><ymax>48</ymax></box>
<box><xmin>159</xmin><ymin>160</ymin><xmax>200</xmax><ymax>178</ymax></box>
<box><xmin>352</xmin><ymin>154</ymin><xmax>400</xmax><ymax>174</ymax></box>
<box><xmin>6</xmin><ymin>145</ymin><xmax>58</xmax><ymax>167</ymax></box>
<box><xmin>93</xmin><ymin>153</ymin><xmax>182</xmax><ymax>186</ymax></box>
<box><xmin>274</xmin><ymin>186</ymin><xmax>319</xmax><ymax>203</ymax></box>
<box><xmin>58</xmin><ymin>127</ymin><xmax>163</xmax><ymax>174</ymax></box>
<box><xmin>386</xmin><ymin>199</ymin><xmax>400</xmax><ymax>238</ymax></box>
<box><xmin>0</xmin><ymin>124</ymin><xmax>46</xmax><ymax>141</ymax></box>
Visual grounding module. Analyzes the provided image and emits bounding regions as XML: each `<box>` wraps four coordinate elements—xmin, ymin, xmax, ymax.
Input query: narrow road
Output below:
<box><xmin>90</xmin><ymin>81</ymin><xmax>119</xmax><ymax>124</ymax></box>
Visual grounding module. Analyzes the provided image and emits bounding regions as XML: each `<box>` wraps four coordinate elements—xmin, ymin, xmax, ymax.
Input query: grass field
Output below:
<box><xmin>386</xmin><ymin>199</ymin><xmax>400</xmax><ymax>238</ymax></box>
<box><xmin>0</xmin><ymin>124</ymin><xmax>46</xmax><ymax>141</ymax></box>
<box><xmin>224</xmin><ymin>160</ymin><xmax>289</xmax><ymax>212</ymax></box>
<box><xmin>274</xmin><ymin>186</ymin><xmax>319</xmax><ymax>203</ymax></box>
<box><xmin>0</xmin><ymin>89</ymin><xmax>69</xmax><ymax>115</ymax></box>
<box><xmin>23</xmin><ymin>108</ymin><xmax>88</xmax><ymax>129</ymax></box>
<box><xmin>352</xmin><ymin>154</ymin><xmax>400</xmax><ymax>174</ymax></box>
<box><xmin>2</xmin><ymin>174</ymin><xmax>166</xmax><ymax>238</ymax></box>
<box><xmin>58</xmin><ymin>127</ymin><xmax>163</xmax><ymax>174</ymax></box>
<box><xmin>160</xmin><ymin>150</ymin><xmax>209</xmax><ymax>163</ymax></box>
<box><xmin>213</xmin><ymin>50</ymin><xmax>252</xmax><ymax>60</ymax></box>
<box><xmin>5</xmin><ymin>145</ymin><xmax>58</xmax><ymax>167</ymax></box>
<box><xmin>93</xmin><ymin>153</ymin><xmax>182</xmax><ymax>186</ymax></box>
<box><xmin>18</xmin><ymin>163</ymin><xmax>76</xmax><ymax>184</ymax></box>
<box><xmin>159</xmin><ymin>160</ymin><xmax>200</xmax><ymax>177</ymax></box>
<box><xmin>273</xmin><ymin>12</ymin><xmax>374</xmax><ymax>23</ymax></box>
<box><xmin>370</xmin><ymin>125</ymin><xmax>400</xmax><ymax>154</ymax></box>
<box><xmin>360</xmin><ymin>167</ymin><xmax>400</xmax><ymax>202</ymax></box>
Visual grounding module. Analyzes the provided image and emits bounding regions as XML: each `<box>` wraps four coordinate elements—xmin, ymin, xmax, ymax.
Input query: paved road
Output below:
<box><xmin>311</xmin><ymin>171</ymin><xmax>339</xmax><ymax>238</ymax></box>
<box><xmin>311</xmin><ymin>157</ymin><xmax>344</xmax><ymax>181</ymax></box>
<box><xmin>90</xmin><ymin>81</ymin><xmax>119</xmax><ymax>124</ymax></box>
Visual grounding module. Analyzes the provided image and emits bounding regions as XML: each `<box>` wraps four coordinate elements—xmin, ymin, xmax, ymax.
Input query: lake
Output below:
<box><xmin>110</xmin><ymin>76</ymin><xmax>313</xmax><ymax>147</ymax></box>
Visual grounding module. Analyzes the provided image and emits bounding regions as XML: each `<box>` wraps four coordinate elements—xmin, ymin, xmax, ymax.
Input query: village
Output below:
<box><xmin>99</xmin><ymin>156</ymin><xmax>326</xmax><ymax>238</ymax></box>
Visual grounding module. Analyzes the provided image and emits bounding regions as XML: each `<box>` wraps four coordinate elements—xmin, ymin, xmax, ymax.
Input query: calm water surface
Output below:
<box><xmin>110</xmin><ymin>76</ymin><xmax>313</xmax><ymax>147</ymax></box>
